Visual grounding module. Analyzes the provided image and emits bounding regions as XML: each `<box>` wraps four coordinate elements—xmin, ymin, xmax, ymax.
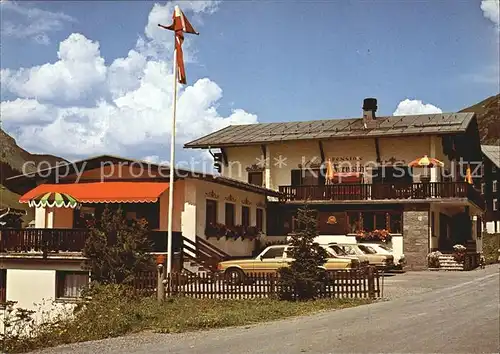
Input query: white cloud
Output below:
<box><xmin>0</xmin><ymin>98</ymin><xmax>56</xmax><ymax>124</ymax></box>
<box><xmin>0</xmin><ymin>1</ymin><xmax>257</xmax><ymax>163</ymax></box>
<box><xmin>393</xmin><ymin>99</ymin><xmax>443</xmax><ymax>116</ymax></box>
<box><xmin>0</xmin><ymin>1</ymin><xmax>76</xmax><ymax>44</ymax></box>
<box><xmin>481</xmin><ymin>0</ymin><xmax>500</xmax><ymax>26</ymax></box>
<box><xmin>1</xmin><ymin>33</ymin><xmax>107</xmax><ymax>102</ymax></box>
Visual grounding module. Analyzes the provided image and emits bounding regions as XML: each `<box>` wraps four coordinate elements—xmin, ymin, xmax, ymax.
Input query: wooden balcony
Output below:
<box><xmin>0</xmin><ymin>228</ymin><xmax>181</xmax><ymax>254</ymax></box>
<box><xmin>278</xmin><ymin>182</ymin><xmax>484</xmax><ymax>208</ymax></box>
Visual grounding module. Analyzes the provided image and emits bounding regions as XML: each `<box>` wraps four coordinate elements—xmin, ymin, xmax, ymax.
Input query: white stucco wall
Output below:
<box><xmin>222</xmin><ymin>146</ymin><xmax>263</xmax><ymax>183</ymax></box>
<box><xmin>1</xmin><ymin>260</ymin><xmax>84</xmax><ymax>330</ymax></box>
<box><xmin>189</xmin><ymin>178</ymin><xmax>267</xmax><ymax>257</ymax></box>
<box><xmin>215</xmin><ymin>134</ymin><xmax>451</xmax><ymax>190</ymax></box>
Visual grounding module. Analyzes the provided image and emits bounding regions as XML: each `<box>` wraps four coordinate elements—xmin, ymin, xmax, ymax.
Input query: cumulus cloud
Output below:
<box><xmin>0</xmin><ymin>1</ymin><xmax>256</xmax><ymax>163</ymax></box>
<box><xmin>392</xmin><ymin>99</ymin><xmax>442</xmax><ymax>116</ymax></box>
<box><xmin>0</xmin><ymin>1</ymin><xmax>76</xmax><ymax>44</ymax></box>
<box><xmin>1</xmin><ymin>33</ymin><xmax>107</xmax><ymax>102</ymax></box>
<box><xmin>481</xmin><ymin>0</ymin><xmax>500</xmax><ymax>26</ymax></box>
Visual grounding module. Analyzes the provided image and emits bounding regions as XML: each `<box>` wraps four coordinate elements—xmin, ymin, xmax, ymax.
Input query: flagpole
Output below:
<box><xmin>167</xmin><ymin>49</ymin><xmax>178</xmax><ymax>276</ymax></box>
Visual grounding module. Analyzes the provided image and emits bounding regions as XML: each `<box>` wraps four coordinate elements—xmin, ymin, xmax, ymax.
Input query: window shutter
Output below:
<box><xmin>291</xmin><ymin>170</ymin><xmax>302</xmax><ymax>186</ymax></box>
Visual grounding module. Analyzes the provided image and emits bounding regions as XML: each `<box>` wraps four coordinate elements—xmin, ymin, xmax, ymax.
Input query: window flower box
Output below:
<box><xmin>355</xmin><ymin>229</ymin><xmax>392</xmax><ymax>243</ymax></box>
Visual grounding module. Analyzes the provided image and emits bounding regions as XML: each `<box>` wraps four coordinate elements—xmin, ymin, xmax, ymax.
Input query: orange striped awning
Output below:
<box><xmin>19</xmin><ymin>182</ymin><xmax>169</xmax><ymax>204</ymax></box>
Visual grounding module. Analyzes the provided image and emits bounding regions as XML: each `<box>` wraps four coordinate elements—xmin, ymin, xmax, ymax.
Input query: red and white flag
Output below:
<box><xmin>158</xmin><ymin>6</ymin><xmax>199</xmax><ymax>84</ymax></box>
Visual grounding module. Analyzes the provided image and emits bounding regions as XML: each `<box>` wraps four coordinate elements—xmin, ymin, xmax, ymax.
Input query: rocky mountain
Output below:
<box><xmin>0</xmin><ymin>128</ymin><xmax>67</xmax><ymax>218</ymax></box>
<box><xmin>460</xmin><ymin>93</ymin><xmax>500</xmax><ymax>146</ymax></box>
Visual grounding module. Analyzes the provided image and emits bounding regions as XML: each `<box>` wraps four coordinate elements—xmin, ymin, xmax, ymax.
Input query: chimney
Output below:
<box><xmin>362</xmin><ymin>98</ymin><xmax>377</xmax><ymax>127</ymax></box>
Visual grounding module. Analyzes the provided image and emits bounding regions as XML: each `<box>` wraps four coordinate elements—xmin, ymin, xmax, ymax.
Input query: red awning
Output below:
<box><xmin>19</xmin><ymin>182</ymin><xmax>170</xmax><ymax>204</ymax></box>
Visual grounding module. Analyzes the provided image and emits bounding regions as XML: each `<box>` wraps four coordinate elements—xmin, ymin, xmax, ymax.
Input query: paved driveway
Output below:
<box><xmin>37</xmin><ymin>265</ymin><xmax>499</xmax><ymax>354</ymax></box>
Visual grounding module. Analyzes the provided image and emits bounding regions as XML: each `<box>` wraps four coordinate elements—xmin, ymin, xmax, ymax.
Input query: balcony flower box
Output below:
<box><xmin>355</xmin><ymin>229</ymin><xmax>392</xmax><ymax>243</ymax></box>
<box><xmin>205</xmin><ymin>223</ymin><xmax>261</xmax><ymax>241</ymax></box>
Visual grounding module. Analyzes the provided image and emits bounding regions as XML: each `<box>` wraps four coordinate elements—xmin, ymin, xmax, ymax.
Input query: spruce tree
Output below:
<box><xmin>278</xmin><ymin>205</ymin><xmax>328</xmax><ymax>300</ymax></box>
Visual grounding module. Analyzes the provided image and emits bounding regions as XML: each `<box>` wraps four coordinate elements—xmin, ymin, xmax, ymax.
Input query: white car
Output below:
<box><xmin>362</xmin><ymin>243</ymin><xmax>406</xmax><ymax>269</ymax></box>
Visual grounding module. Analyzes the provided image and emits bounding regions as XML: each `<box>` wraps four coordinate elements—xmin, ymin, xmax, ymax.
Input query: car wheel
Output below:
<box><xmin>225</xmin><ymin>268</ymin><xmax>244</xmax><ymax>285</ymax></box>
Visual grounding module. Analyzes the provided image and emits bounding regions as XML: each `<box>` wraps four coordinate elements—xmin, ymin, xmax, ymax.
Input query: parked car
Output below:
<box><xmin>330</xmin><ymin>243</ymin><xmax>395</xmax><ymax>270</ymax></box>
<box><xmin>327</xmin><ymin>243</ymin><xmax>370</xmax><ymax>264</ymax></box>
<box><xmin>217</xmin><ymin>245</ymin><xmax>360</xmax><ymax>284</ymax></box>
<box><xmin>361</xmin><ymin>243</ymin><xmax>406</xmax><ymax>269</ymax></box>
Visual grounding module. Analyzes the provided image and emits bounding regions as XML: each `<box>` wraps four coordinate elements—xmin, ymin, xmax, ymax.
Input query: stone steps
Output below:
<box><xmin>437</xmin><ymin>255</ymin><xmax>464</xmax><ymax>271</ymax></box>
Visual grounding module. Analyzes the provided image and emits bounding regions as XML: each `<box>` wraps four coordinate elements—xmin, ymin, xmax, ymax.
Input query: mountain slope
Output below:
<box><xmin>460</xmin><ymin>94</ymin><xmax>500</xmax><ymax>145</ymax></box>
<box><xmin>0</xmin><ymin>128</ymin><xmax>67</xmax><ymax>220</ymax></box>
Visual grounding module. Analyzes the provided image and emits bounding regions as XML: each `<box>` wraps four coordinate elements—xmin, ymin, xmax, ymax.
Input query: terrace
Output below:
<box><xmin>278</xmin><ymin>181</ymin><xmax>484</xmax><ymax>208</ymax></box>
<box><xmin>0</xmin><ymin>228</ymin><xmax>179</xmax><ymax>255</ymax></box>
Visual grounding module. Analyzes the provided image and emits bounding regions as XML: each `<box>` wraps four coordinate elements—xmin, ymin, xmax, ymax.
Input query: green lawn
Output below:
<box><xmin>3</xmin><ymin>285</ymin><xmax>370</xmax><ymax>353</ymax></box>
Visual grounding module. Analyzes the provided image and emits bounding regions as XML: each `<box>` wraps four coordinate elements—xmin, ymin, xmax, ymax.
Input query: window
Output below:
<box><xmin>225</xmin><ymin>203</ymin><xmax>235</xmax><ymax>227</ymax></box>
<box><xmin>0</xmin><ymin>269</ymin><xmax>6</xmax><ymax>303</ymax></box>
<box><xmin>206</xmin><ymin>199</ymin><xmax>218</xmax><ymax>227</ymax></box>
<box><xmin>260</xmin><ymin>247</ymin><xmax>285</xmax><ymax>259</ymax></box>
<box><xmin>348</xmin><ymin>212</ymin><xmax>361</xmax><ymax>233</ymax></box>
<box><xmin>390</xmin><ymin>213</ymin><xmax>402</xmax><ymax>234</ymax></box>
<box><xmin>347</xmin><ymin>211</ymin><xmax>402</xmax><ymax>234</ymax></box>
<box><xmin>256</xmin><ymin>208</ymin><xmax>264</xmax><ymax>232</ymax></box>
<box><xmin>481</xmin><ymin>164</ymin><xmax>485</xmax><ymax>177</ymax></box>
<box><xmin>493</xmin><ymin>180</ymin><xmax>498</xmax><ymax>193</ymax></box>
<box><xmin>56</xmin><ymin>271</ymin><xmax>89</xmax><ymax>299</ymax></box>
<box><xmin>494</xmin><ymin>199</ymin><xmax>499</xmax><ymax>211</ymax></box>
<box><xmin>481</xmin><ymin>182</ymin><xmax>486</xmax><ymax>195</ymax></box>
<box><xmin>242</xmin><ymin>206</ymin><xmax>250</xmax><ymax>227</ymax></box>
<box><xmin>248</xmin><ymin>172</ymin><xmax>264</xmax><ymax>186</ymax></box>
<box><xmin>493</xmin><ymin>165</ymin><xmax>497</xmax><ymax>173</ymax></box>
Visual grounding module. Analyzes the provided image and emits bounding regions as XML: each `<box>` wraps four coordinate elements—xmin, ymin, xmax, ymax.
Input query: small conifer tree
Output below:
<box><xmin>83</xmin><ymin>206</ymin><xmax>153</xmax><ymax>284</ymax></box>
<box><xmin>278</xmin><ymin>205</ymin><xmax>328</xmax><ymax>300</ymax></box>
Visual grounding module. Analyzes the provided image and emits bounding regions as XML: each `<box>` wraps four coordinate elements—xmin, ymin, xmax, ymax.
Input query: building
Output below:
<box><xmin>185</xmin><ymin>98</ymin><xmax>485</xmax><ymax>270</ymax></box>
<box><xmin>1</xmin><ymin>155</ymin><xmax>279</xmax><ymax>314</ymax></box>
<box><xmin>481</xmin><ymin>145</ymin><xmax>500</xmax><ymax>233</ymax></box>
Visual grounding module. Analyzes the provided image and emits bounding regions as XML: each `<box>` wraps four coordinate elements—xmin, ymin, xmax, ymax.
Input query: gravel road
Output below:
<box><xmin>35</xmin><ymin>265</ymin><xmax>499</xmax><ymax>354</ymax></box>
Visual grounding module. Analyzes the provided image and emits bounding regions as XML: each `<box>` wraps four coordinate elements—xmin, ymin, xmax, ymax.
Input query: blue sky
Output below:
<box><xmin>1</xmin><ymin>0</ymin><xmax>499</xmax><ymax>164</ymax></box>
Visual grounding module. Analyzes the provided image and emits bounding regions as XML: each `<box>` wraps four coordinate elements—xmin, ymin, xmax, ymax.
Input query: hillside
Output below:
<box><xmin>0</xmin><ymin>128</ymin><xmax>67</xmax><ymax>221</ymax></box>
<box><xmin>460</xmin><ymin>93</ymin><xmax>500</xmax><ymax>145</ymax></box>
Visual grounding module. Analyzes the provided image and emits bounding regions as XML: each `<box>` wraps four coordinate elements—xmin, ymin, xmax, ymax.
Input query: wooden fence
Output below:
<box><xmin>135</xmin><ymin>268</ymin><xmax>381</xmax><ymax>300</ymax></box>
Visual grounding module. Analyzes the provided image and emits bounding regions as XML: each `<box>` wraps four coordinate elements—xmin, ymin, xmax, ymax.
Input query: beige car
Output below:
<box><xmin>331</xmin><ymin>243</ymin><xmax>395</xmax><ymax>270</ymax></box>
<box><xmin>217</xmin><ymin>245</ymin><xmax>360</xmax><ymax>284</ymax></box>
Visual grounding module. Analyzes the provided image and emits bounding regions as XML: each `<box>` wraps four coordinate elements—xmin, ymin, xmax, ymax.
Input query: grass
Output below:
<box><xmin>2</xmin><ymin>285</ymin><xmax>370</xmax><ymax>353</ymax></box>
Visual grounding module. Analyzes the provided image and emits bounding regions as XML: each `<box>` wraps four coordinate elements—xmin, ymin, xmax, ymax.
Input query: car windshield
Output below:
<box><xmin>378</xmin><ymin>244</ymin><xmax>393</xmax><ymax>252</ymax></box>
<box><xmin>328</xmin><ymin>245</ymin><xmax>347</xmax><ymax>256</ymax></box>
<box><xmin>358</xmin><ymin>245</ymin><xmax>376</xmax><ymax>254</ymax></box>
<box><xmin>324</xmin><ymin>247</ymin><xmax>339</xmax><ymax>257</ymax></box>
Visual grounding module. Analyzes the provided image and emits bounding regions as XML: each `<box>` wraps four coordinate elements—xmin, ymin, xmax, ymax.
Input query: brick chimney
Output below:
<box><xmin>363</xmin><ymin>98</ymin><xmax>377</xmax><ymax>128</ymax></box>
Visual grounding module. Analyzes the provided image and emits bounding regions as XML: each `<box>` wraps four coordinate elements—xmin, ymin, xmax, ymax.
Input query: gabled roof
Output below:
<box><xmin>482</xmin><ymin>145</ymin><xmax>500</xmax><ymax>168</ymax></box>
<box><xmin>5</xmin><ymin>154</ymin><xmax>281</xmax><ymax>197</ymax></box>
<box><xmin>185</xmin><ymin>112</ymin><xmax>475</xmax><ymax>149</ymax></box>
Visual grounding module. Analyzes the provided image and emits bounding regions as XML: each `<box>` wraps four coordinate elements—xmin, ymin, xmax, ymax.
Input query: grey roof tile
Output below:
<box><xmin>184</xmin><ymin>112</ymin><xmax>475</xmax><ymax>148</ymax></box>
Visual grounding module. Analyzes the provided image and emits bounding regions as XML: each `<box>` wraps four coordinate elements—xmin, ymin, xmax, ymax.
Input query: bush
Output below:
<box><xmin>482</xmin><ymin>233</ymin><xmax>500</xmax><ymax>264</ymax></box>
<box><xmin>277</xmin><ymin>205</ymin><xmax>328</xmax><ymax>301</ymax></box>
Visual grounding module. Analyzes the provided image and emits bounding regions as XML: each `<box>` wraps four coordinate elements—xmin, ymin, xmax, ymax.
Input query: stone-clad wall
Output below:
<box><xmin>403</xmin><ymin>210</ymin><xmax>429</xmax><ymax>270</ymax></box>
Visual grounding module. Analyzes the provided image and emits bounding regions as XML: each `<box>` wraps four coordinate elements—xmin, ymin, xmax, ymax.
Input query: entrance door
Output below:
<box><xmin>438</xmin><ymin>213</ymin><xmax>451</xmax><ymax>251</ymax></box>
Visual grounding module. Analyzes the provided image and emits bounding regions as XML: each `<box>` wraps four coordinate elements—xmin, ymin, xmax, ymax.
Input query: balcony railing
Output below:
<box><xmin>278</xmin><ymin>182</ymin><xmax>484</xmax><ymax>208</ymax></box>
<box><xmin>0</xmin><ymin>228</ymin><xmax>180</xmax><ymax>254</ymax></box>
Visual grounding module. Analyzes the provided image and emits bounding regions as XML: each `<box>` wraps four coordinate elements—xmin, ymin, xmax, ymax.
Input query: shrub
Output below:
<box><xmin>277</xmin><ymin>205</ymin><xmax>328</xmax><ymax>301</ymax></box>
